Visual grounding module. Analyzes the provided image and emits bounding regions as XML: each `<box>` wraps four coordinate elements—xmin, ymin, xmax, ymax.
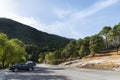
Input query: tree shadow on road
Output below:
<box><xmin>5</xmin><ymin>75</ymin><xmax>69</xmax><ymax>80</ymax></box>
<box><xmin>5</xmin><ymin>66</ymin><xmax>69</xmax><ymax>80</ymax></box>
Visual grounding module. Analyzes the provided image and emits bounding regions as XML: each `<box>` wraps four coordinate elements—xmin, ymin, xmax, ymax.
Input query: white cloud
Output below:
<box><xmin>46</xmin><ymin>0</ymin><xmax>119</xmax><ymax>38</ymax></box>
<box><xmin>0</xmin><ymin>0</ymin><xmax>119</xmax><ymax>39</ymax></box>
<box><xmin>0</xmin><ymin>0</ymin><xmax>14</xmax><ymax>17</ymax></box>
<box><xmin>0</xmin><ymin>0</ymin><xmax>47</xmax><ymax>32</ymax></box>
<box><xmin>7</xmin><ymin>15</ymin><xmax>52</xmax><ymax>32</ymax></box>
<box><xmin>52</xmin><ymin>8</ymin><xmax>72</xmax><ymax>19</ymax></box>
<box><xmin>70</xmin><ymin>0</ymin><xmax>119</xmax><ymax>21</ymax></box>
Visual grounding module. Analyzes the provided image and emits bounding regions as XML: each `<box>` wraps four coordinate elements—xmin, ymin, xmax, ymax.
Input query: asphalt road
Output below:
<box><xmin>0</xmin><ymin>64</ymin><xmax>120</xmax><ymax>80</ymax></box>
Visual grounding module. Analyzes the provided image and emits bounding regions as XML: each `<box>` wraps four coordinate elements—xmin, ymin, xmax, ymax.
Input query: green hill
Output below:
<box><xmin>0</xmin><ymin>18</ymin><xmax>70</xmax><ymax>49</ymax></box>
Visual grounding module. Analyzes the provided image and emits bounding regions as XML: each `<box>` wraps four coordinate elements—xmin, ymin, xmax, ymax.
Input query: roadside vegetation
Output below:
<box><xmin>0</xmin><ymin>33</ymin><xmax>26</xmax><ymax>68</ymax></box>
<box><xmin>41</xmin><ymin>23</ymin><xmax>120</xmax><ymax>64</ymax></box>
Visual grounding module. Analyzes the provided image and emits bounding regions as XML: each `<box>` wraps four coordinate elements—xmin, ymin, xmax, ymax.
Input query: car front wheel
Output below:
<box><xmin>29</xmin><ymin>68</ymin><xmax>33</xmax><ymax>71</ymax></box>
<box><xmin>13</xmin><ymin>68</ymin><xmax>18</xmax><ymax>72</ymax></box>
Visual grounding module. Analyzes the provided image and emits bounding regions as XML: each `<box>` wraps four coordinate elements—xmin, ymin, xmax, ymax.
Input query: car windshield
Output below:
<box><xmin>25</xmin><ymin>61</ymin><xmax>33</xmax><ymax>64</ymax></box>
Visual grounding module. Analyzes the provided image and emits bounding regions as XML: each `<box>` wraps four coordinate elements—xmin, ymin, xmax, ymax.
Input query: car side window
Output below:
<box><xmin>18</xmin><ymin>64</ymin><xmax>23</xmax><ymax>66</ymax></box>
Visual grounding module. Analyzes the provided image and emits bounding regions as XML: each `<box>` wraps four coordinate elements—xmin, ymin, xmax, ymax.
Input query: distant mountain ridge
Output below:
<box><xmin>0</xmin><ymin>18</ymin><xmax>71</xmax><ymax>49</ymax></box>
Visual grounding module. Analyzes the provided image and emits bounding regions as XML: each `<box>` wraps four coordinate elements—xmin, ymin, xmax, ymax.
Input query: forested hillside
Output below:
<box><xmin>0</xmin><ymin>18</ymin><xmax>70</xmax><ymax>49</ymax></box>
<box><xmin>0</xmin><ymin>18</ymin><xmax>71</xmax><ymax>62</ymax></box>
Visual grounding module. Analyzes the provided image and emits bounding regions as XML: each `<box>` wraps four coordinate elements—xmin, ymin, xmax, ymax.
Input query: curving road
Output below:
<box><xmin>0</xmin><ymin>64</ymin><xmax>120</xmax><ymax>80</ymax></box>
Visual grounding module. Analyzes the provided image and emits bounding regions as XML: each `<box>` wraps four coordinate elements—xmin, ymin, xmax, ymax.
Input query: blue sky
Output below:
<box><xmin>0</xmin><ymin>0</ymin><xmax>120</xmax><ymax>39</ymax></box>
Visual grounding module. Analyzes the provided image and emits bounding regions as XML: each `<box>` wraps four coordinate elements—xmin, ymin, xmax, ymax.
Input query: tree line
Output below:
<box><xmin>0</xmin><ymin>33</ymin><xmax>26</xmax><ymax>68</ymax></box>
<box><xmin>41</xmin><ymin>23</ymin><xmax>120</xmax><ymax>64</ymax></box>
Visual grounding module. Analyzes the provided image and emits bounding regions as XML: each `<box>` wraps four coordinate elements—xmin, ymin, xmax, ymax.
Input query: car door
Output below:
<box><xmin>17</xmin><ymin>64</ymin><xmax>23</xmax><ymax>70</ymax></box>
<box><xmin>23</xmin><ymin>64</ymin><xmax>28</xmax><ymax>70</ymax></box>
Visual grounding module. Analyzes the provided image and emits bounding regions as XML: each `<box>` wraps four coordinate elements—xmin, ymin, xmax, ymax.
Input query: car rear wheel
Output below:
<box><xmin>29</xmin><ymin>68</ymin><xmax>33</xmax><ymax>71</ymax></box>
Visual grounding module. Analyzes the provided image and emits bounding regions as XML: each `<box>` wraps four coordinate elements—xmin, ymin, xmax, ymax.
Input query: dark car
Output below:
<box><xmin>9</xmin><ymin>64</ymin><xmax>34</xmax><ymax>72</ymax></box>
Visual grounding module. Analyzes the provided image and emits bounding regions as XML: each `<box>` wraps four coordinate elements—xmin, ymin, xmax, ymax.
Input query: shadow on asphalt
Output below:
<box><xmin>5</xmin><ymin>66</ymin><xmax>69</xmax><ymax>80</ymax></box>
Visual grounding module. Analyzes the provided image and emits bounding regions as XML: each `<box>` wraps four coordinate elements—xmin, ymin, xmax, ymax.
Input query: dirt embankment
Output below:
<box><xmin>60</xmin><ymin>51</ymin><xmax>120</xmax><ymax>71</ymax></box>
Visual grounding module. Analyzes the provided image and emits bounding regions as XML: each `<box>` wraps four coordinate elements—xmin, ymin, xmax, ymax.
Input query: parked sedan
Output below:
<box><xmin>9</xmin><ymin>64</ymin><xmax>34</xmax><ymax>72</ymax></box>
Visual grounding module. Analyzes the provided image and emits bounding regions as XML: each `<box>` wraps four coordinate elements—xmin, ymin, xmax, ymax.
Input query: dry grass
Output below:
<box><xmin>61</xmin><ymin>50</ymin><xmax>120</xmax><ymax>70</ymax></box>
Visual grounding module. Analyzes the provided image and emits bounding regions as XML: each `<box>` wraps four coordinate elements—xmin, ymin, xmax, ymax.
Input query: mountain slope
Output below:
<box><xmin>0</xmin><ymin>18</ymin><xmax>71</xmax><ymax>49</ymax></box>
